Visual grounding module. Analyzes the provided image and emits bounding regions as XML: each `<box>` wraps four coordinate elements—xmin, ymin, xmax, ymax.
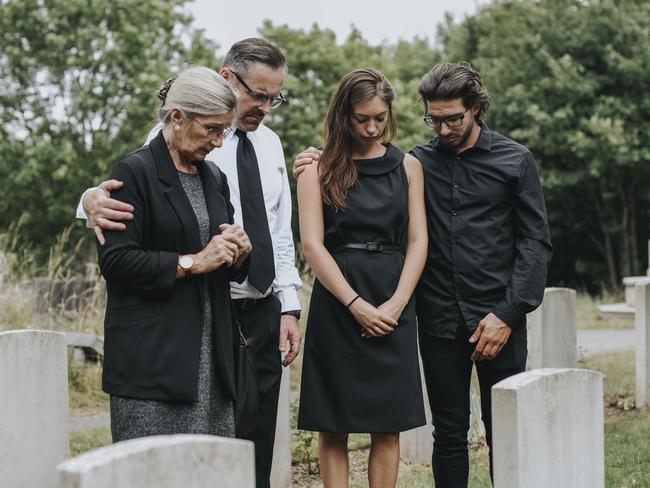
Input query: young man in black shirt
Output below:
<box><xmin>411</xmin><ymin>62</ymin><xmax>552</xmax><ymax>487</ymax></box>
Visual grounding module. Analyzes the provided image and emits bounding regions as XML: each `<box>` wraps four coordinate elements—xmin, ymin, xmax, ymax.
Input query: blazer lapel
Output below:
<box><xmin>150</xmin><ymin>131</ymin><xmax>203</xmax><ymax>253</ymax></box>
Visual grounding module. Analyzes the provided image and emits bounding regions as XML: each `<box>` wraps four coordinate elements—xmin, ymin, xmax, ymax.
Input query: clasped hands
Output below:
<box><xmin>348</xmin><ymin>297</ymin><xmax>402</xmax><ymax>338</ymax></box>
<box><xmin>191</xmin><ymin>223</ymin><xmax>252</xmax><ymax>273</ymax></box>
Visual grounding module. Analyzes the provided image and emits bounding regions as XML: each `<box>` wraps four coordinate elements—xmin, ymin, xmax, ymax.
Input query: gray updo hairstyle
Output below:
<box><xmin>157</xmin><ymin>66</ymin><xmax>238</xmax><ymax>124</ymax></box>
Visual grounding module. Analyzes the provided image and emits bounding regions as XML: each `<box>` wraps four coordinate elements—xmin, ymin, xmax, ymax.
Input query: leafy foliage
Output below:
<box><xmin>0</xmin><ymin>0</ymin><xmax>219</xmax><ymax>263</ymax></box>
<box><xmin>0</xmin><ymin>0</ymin><xmax>648</xmax><ymax>291</ymax></box>
<box><xmin>438</xmin><ymin>0</ymin><xmax>650</xmax><ymax>289</ymax></box>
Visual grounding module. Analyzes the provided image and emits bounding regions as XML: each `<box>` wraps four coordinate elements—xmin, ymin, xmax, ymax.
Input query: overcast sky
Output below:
<box><xmin>188</xmin><ymin>0</ymin><xmax>490</xmax><ymax>55</ymax></box>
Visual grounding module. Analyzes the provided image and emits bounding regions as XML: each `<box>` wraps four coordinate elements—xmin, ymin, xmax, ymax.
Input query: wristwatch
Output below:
<box><xmin>282</xmin><ymin>310</ymin><xmax>301</xmax><ymax>320</ymax></box>
<box><xmin>179</xmin><ymin>255</ymin><xmax>194</xmax><ymax>275</ymax></box>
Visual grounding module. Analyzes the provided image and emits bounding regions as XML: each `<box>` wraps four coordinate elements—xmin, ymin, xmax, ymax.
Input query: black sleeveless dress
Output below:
<box><xmin>298</xmin><ymin>144</ymin><xmax>426</xmax><ymax>433</ymax></box>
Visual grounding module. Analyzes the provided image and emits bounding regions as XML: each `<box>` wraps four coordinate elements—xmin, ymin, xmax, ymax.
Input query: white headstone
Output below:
<box><xmin>0</xmin><ymin>330</ymin><xmax>69</xmax><ymax>488</ymax></box>
<box><xmin>400</xmin><ymin>356</ymin><xmax>433</xmax><ymax>464</ymax></box>
<box><xmin>271</xmin><ymin>365</ymin><xmax>291</xmax><ymax>487</ymax></box>
<box><xmin>527</xmin><ymin>287</ymin><xmax>577</xmax><ymax>369</ymax></box>
<box><xmin>58</xmin><ymin>435</ymin><xmax>255</xmax><ymax>488</ymax></box>
<box><xmin>492</xmin><ymin>368</ymin><xmax>604</xmax><ymax>488</ymax></box>
<box><xmin>635</xmin><ymin>280</ymin><xmax>650</xmax><ymax>407</ymax></box>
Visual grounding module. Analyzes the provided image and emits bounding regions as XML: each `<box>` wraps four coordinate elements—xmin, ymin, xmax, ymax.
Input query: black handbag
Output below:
<box><xmin>235</xmin><ymin>321</ymin><xmax>260</xmax><ymax>438</ymax></box>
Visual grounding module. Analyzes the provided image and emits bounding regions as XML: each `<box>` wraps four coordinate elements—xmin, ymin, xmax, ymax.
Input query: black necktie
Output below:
<box><xmin>235</xmin><ymin>129</ymin><xmax>275</xmax><ymax>293</ymax></box>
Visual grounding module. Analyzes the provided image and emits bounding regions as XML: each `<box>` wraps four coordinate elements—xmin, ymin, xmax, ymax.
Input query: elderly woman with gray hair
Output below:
<box><xmin>98</xmin><ymin>65</ymin><xmax>251</xmax><ymax>441</ymax></box>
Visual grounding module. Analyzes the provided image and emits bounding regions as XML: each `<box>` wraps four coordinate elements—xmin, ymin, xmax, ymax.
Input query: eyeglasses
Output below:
<box><xmin>231</xmin><ymin>71</ymin><xmax>286</xmax><ymax>109</ymax></box>
<box><xmin>423</xmin><ymin>109</ymin><xmax>469</xmax><ymax>130</ymax></box>
<box><xmin>191</xmin><ymin>118</ymin><xmax>233</xmax><ymax>139</ymax></box>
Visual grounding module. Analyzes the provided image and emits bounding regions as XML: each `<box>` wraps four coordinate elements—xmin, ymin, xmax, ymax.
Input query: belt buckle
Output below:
<box><xmin>365</xmin><ymin>242</ymin><xmax>382</xmax><ymax>253</ymax></box>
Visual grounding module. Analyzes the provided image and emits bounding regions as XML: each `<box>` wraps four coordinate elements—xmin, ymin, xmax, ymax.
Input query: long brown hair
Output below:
<box><xmin>320</xmin><ymin>68</ymin><xmax>396</xmax><ymax>210</ymax></box>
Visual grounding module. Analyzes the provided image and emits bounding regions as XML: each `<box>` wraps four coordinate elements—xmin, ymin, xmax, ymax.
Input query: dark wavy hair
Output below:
<box><xmin>222</xmin><ymin>38</ymin><xmax>287</xmax><ymax>76</ymax></box>
<box><xmin>417</xmin><ymin>62</ymin><xmax>490</xmax><ymax>121</ymax></box>
<box><xmin>320</xmin><ymin>68</ymin><xmax>397</xmax><ymax>211</ymax></box>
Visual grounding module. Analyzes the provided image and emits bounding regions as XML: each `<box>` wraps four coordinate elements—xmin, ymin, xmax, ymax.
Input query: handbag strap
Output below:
<box><xmin>229</xmin><ymin>298</ymin><xmax>249</xmax><ymax>345</ymax></box>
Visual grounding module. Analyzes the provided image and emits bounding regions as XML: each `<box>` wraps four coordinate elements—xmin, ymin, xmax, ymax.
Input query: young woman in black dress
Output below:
<box><xmin>296</xmin><ymin>68</ymin><xmax>428</xmax><ymax>487</ymax></box>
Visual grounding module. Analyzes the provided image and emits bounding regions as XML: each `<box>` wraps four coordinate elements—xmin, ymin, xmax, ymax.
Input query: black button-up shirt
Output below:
<box><xmin>411</xmin><ymin>123</ymin><xmax>552</xmax><ymax>339</ymax></box>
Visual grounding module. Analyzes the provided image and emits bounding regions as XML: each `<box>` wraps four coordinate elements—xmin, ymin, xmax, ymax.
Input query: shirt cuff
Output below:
<box><xmin>274</xmin><ymin>287</ymin><xmax>301</xmax><ymax>314</ymax></box>
<box><xmin>492</xmin><ymin>299</ymin><xmax>525</xmax><ymax>329</ymax></box>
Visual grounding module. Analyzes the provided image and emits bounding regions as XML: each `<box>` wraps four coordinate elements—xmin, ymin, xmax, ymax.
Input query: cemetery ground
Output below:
<box><xmin>1</xmin><ymin>279</ymin><xmax>648</xmax><ymax>486</ymax></box>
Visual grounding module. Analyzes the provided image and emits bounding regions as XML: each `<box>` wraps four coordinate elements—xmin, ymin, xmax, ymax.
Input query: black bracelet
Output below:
<box><xmin>346</xmin><ymin>295</ymin><xmax>360</xmax><ymax>308</ymax></box>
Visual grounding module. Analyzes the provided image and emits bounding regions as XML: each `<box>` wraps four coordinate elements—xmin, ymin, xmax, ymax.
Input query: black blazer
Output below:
<box><xmin>98</xmin><ymin>131</ymin><xmax>240</xmax><ymax>402</ymax></box>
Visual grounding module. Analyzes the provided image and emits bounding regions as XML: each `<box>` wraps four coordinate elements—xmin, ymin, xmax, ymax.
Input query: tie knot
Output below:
<box><xmin>235</xmin><ymin>129</ymin><xmax>248</xmax><ymax>140</ymax></box>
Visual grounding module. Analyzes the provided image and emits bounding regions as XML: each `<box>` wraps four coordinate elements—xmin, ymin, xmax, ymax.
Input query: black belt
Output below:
<box><xmin>232</xmin><ymin>295</ymin><xmax>272</xmax><ymax>310</ymax></box>
<box><xmin>329</xmin><ymin>242</ymin><xmax>401</xmax><ymax>253</ymax></box>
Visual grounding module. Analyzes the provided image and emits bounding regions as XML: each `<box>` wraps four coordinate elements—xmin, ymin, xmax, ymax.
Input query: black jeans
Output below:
<box><xmin>233</xmin><ymin>295</ymin><xmax>282</xmax><ymax>488</ymax></box>
<box><xmin>419</xmin><ymin>323</ymin><xmax>525</xmax><ymax>488</ymax></box>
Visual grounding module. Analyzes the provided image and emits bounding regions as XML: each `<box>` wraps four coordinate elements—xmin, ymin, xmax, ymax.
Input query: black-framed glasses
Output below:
<box><xmin>191</xmin><ymin>118</ymin><xmax>233</xmax><ymax>139</ymax></box>
<box><xmin>231</xmin><ymin>71</ymin><xmax>286</xmax><ymax>109</ymax></box>
<box><xmin>423</xmin><ymin>109</ymin><xmax>469</xmax><ymax>130</ymax></box>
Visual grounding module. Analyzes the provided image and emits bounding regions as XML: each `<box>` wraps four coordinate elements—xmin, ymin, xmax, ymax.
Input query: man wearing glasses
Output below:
<box><xmin>412</xmin><ymin>62</ymin><xmax>552</xmax><ymax>487</ymax></box>
<box><xmin>78</xmin><ymin>38</ymin><xmax>302</xmax><ymax>488</ymax></box>
<box><xmin>293</xmin><ymin>62</ymin><xmax>552</xmax><ymax>488</ymax></box>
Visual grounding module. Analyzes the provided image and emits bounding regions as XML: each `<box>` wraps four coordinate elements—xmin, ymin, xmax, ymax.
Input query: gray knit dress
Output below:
<box><xmin>110</xmin><ymin>171</ymin><xmax>235</xmax><ymax>441</ymax></box>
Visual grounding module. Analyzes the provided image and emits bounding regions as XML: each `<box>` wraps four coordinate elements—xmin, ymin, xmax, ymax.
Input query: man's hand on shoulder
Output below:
<box><xmin>83</xmin><ymin>179</ymin><xmax>134</xmax><ymax>245</ymax></box>
<box><xmin>292</xmin><ymin>147</ymin><xmax>321</xmax><ymax>178</ymax></box>
<box><xmin>469</xmin><ymin>312</ymin><xmax>512</xmax><ymax>361</ymax></box>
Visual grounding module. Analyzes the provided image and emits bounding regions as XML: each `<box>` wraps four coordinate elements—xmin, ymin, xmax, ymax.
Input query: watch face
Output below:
<box><xmin>179</xmin><ymin>255</ymin><xmax>193</xmax><ymax>270</ymax></box>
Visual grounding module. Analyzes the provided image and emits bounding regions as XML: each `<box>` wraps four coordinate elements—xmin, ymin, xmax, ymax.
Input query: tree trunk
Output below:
<box><xmin>629</xmin><ymin>194</ymin><xmax>640</xmax><ymax>273</ymax></box>
<box><xmin>594</xmin><ymin>189</ymin><xmax>619</xmax><ymax>290</ymax></box>
<box><xmin>618</xmin><ymin>179</ymin><xmax>632</xmax><ymax>277</ymax></box>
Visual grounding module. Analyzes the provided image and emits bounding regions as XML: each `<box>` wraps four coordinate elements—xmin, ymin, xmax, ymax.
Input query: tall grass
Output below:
<box><xmin>0</xmin><ymin>222</ymin><xmax>104</xmax><ymax>335</ymax></box>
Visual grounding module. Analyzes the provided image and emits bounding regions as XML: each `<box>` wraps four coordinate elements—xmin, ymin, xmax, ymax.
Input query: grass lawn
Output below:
<box><xmin>68</xmin><ymin>359</ymin><xmax>109</xmax><ymax>416</ymax></box>
<box><xmin>70</xmin><ymin>427</ymin><xmax>112</xmax><ymax>457</ymax></box>
<box><xmin>576</xmin><ymin>292</ymin><xmax>633</xmax><ymax>330</ymax></box>
<box><xmin>605</xmin><ymin>409</ymin><xmax>650</xmax><ymax>487</ymax></box>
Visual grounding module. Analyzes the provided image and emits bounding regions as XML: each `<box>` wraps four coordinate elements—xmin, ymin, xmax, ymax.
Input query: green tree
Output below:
<box><xmin>439</xmin><ymin>0</ymin><xmax>650</xmax><ymax>290</ymax></box>
<box><xmin>0</xmin><ymin>0</ymin><xmax>219</xmax><ymax>264</ymax></box>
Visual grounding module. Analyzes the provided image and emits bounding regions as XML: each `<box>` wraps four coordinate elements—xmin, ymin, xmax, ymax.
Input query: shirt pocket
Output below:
<box><xmin>107</xmin><ymin>303</ymin><xmax>157</xmax><ymax>326</ymax></box>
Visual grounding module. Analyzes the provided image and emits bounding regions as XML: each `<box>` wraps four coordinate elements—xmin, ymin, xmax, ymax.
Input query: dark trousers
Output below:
<box><xmin>419</xmin><ymin>325</ymin><xmax>525</xmax><ymax>488</ymax></box>
<box><xmin>233</xmin><ymin>295</ymin><xmax>282</xmax><ymax>488</ymax></box>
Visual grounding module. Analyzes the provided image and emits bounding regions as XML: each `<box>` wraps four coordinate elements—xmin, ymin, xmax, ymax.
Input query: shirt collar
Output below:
<box><xmin>474</xmin><ymin>121</ymin><xmax>493</xmax><ymax>152</ymax></box>
<box><xmin>433</xmin><ymin>120</ymin><xmax>493</xmax><ymax>153</ymax></box>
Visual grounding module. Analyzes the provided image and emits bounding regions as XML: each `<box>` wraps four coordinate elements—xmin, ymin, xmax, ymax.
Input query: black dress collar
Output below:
<box><xmin>354</xmin><ymin>144</ymin><xmax>403</xmax><ymax>175</ymax></box>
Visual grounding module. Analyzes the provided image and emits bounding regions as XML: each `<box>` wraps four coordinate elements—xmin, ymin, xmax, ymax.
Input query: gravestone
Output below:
<box><xmin>527</xmin><ymin>287</ymin><xmax>577</xmax><ymax>369</ymax></box>
<box><xmin>598</xmin><ymin>239</ymin><xmax>650</xmax><ymax>318</ymax></box>
<box><xmin>65</xmin><ymin>332</ymin><xmax>104</xmax><ymax>365</ymax></box>
<box><xmin>635</xmin><ymin>280</ymin><xmax>650</xmax><ymax>407</ymax></box>
<box><xmin>400</xmin><ymin>356</ymin><xmax>433</xmax><ymax>464</ymax></box>
<box><xmin>0</xmin><ymin>330</ymin><xmax>69</xmax><ymax>488</ymax></box>
<box><xmin>270</xmin><ymin>365</ymin><xmax>291</xmax><ymax>487</ymax></box>
<box><xmin>492</xmin><ymin>368</ymin><xmax>604</xmax><ymax>488</ymax></box>
<box><xmin>58</xmin><ymin>435</ymin><xmax>255</xmax><ymax>488</ymax></box>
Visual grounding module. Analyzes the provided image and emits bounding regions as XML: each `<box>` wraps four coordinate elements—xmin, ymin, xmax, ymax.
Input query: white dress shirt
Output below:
<box><xmin>77</xmin><ymin>123</ymin><xmax>302</xmax><ymax>313</ymax></box>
